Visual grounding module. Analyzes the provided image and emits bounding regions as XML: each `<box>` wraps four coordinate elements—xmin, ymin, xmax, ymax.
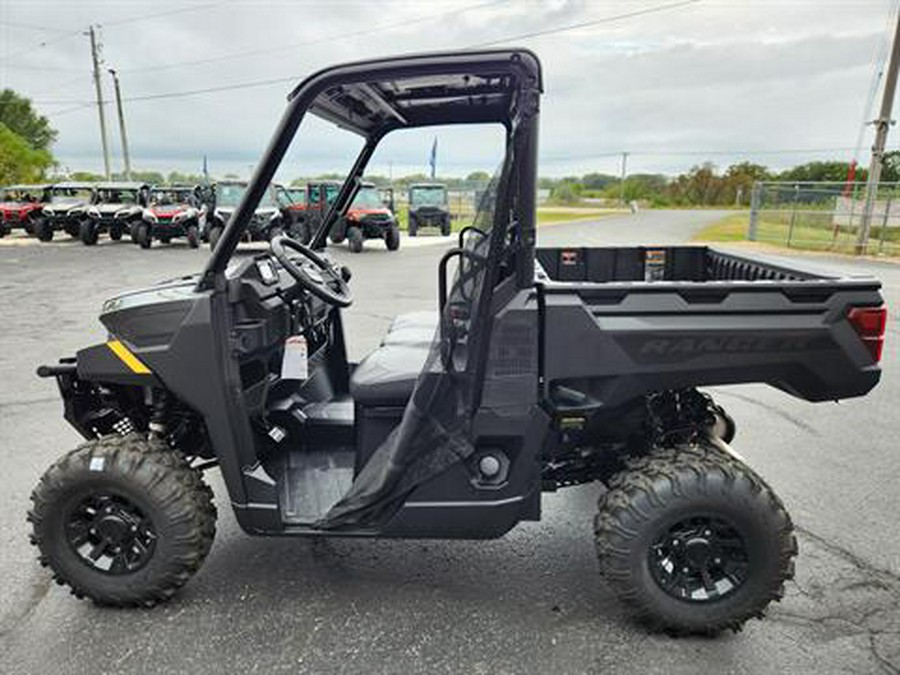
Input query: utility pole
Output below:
<box><xmin>88</xmin><ymin>26</ymin><xmax>111</xmax><ymax>180</ymax></box>
<box><xmin>619</xmin><ymin>151</ymin><xmax>629</xmax><ymax>206</ymax></box>
<box><xmin>857</xmin><ymin>13</ymin><xmax>900</xmax><ymax>254</ymax></box>
<box><xmin>108</xmin><ymin>69</ymin><xmax>132</xmax><ymax>181</ymax></box>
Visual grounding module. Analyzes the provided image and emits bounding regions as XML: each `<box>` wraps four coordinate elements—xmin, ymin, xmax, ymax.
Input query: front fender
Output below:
<box><xmin>77</xmin><ymin>340</ymin><xmax>162</xmax><ymax>386</ymax></box>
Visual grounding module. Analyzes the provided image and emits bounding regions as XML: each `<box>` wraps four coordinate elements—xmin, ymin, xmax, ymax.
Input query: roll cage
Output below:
<box><xmin>198</xmin><ymin>49</ymin><xmax>542</xmax><ymax>291</ymax></box>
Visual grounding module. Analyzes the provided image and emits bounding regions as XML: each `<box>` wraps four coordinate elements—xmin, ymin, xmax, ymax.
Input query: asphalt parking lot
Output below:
<box><xmin>1</xmin><ymin>210</ymin><xmax>898</xmax><ymax>674</ymax></box>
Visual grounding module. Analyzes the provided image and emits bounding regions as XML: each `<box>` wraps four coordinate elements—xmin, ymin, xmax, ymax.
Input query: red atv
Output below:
<box><xmin>134</xmin><ymin>186</ymin><xmax>206</xmax><ymax>249</ymax></box>
<box><xmin>0</xmin><ymin>184</ymin><xmax>51</xmax><ymax>238</ymax></box>
<box><xmin>330</xmin><ymin>181</ymin><xmax>400</xmax><ymax>253</ymax></box>
<box><xmin>275</xmin><ymin>185</ymin><xmax>313</xmax><ymax>244</ymax></box>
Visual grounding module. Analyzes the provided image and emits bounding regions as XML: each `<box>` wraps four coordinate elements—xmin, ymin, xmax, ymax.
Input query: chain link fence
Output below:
<box><xmin>748</xmin><ymin>180</ymin><xmax>900</xmax><ymax>255</ymax></box>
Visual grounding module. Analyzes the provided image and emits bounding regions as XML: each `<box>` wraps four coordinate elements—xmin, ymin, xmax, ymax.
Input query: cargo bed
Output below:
<box><xmin>534</xmin><ymin>246</ymin><xmax>885</xmax><ymax>408</ymax></box>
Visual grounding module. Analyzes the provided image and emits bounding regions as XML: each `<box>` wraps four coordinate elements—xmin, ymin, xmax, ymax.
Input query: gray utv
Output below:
<box><xmin>31</xmin><ymin>50</ymin><xmax>886</xmax><ymax>635</ymax></box>
<box><xmin>407</xmin><ymin>182</ymin><xmax>451</xmax><ymax>236</ymax></box>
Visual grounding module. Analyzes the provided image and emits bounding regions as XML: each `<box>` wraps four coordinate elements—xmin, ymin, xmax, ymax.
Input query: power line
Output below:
<box><xmin>122</xmin><ymin>0</ymin><xmax>506</xmax><ymax>74</ymax></box>
<box><xmin>100</xmin><ymin>1</ymin><xmax>227</xmax><ymax>28</ymax></box>
<box><xmin>468</xmin><ymin>0</ymin><xmax>702</xmax><ymax>48</ymax></box>
<box><xmin>0</xmin><ymin>19</ymin><xmax>73</xmax><ymax>33</ymax></box>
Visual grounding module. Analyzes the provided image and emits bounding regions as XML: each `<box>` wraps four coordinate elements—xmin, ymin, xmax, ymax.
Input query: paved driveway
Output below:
<box><xmin>1</xmin><ymin>210</ymin><xmax>897</xmax><ymax>673</ymax></box>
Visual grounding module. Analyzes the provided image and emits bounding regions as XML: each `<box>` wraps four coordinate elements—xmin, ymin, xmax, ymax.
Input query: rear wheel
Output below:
<box><xmin>408</xmin><ymin>214</ymin><xmax>418</xmax><ymax>237</ymax></box>
<box><xmin>385</xmin><ymin>223</ymin><xmax>400</xmax><ymax>251</ymax></box>
<box><xmin>64</xmin><ymin>222</ymin><xmax>80</xmax><ymax>238</ymax></box>
<box><xmin>208</xmin><ymin>226</ymin><xmax>223</xmax><ymax>250</ymax></box>
<box><xmin>34</xmin><ymin>218</ymin><xmax>54</xmax><ymax>242</ymax></box>
<box><xmin>347</xmin><ymin>225</ymin><xmax>364</xmax><ymax>253</ymax></box>
<box><xmin>135</xmin><ymin>223</ymin><xmax>152</xmax><ymax>249</ymax></box>
<box><xmin>594</xmin><ymin>443</ymin><xmax>796</xmax><ymax>635</ymax></box>
<box><xmin>23</xmin><ymin>217</ymin><xmax>36</xmax><ymax>236</ymax></box>
<box><xmin>109</xmin><ymin>225</ymin><xmax>124</xmax><ymax>241</ymax></box>
<box><xmin>79</xmin><ymin>220</ymin><xmax>98</xmax><ymax>246</ymax></box>
<box><xmin>186</xmin><ymin>225</ymin><xmax>200</xmax><ymax>248</ymax></box>
<box><xmin>440</xmin><ymin>216</ymin><xmax>451</xmax><ymax>237</ymax></box>
<box><xmin>28</xmin><ymin>434</ymin><xmax>216</xmax><ymax>607</ymax></box>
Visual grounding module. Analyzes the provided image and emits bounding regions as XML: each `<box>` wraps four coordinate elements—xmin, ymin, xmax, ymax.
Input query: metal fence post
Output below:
<box><xmin>748</xmin><ymin>181</ymin><xmax>761</xmax><ymax>241</ymax></box>
<box><xmin>879</xmin><ymin>196</ymin><xmax>891</xmax><ymax>254</ymax></box>
<box><xmin>786</xmin><ymin>183</ymin><xmax>800</xmax><ymax>247</ymax></box>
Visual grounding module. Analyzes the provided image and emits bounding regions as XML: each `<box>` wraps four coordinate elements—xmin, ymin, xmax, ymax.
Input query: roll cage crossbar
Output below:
<box><xmin>197</xmin><ymin>49</ymin><xmax>543</xmax><ymax>291</ymax></box>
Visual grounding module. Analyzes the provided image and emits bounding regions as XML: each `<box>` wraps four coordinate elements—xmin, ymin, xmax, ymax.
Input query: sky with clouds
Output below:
<box><xmin>1</xmin><ymin>0</ymin><xmax>898</xmax><ymax>180</ymax></box>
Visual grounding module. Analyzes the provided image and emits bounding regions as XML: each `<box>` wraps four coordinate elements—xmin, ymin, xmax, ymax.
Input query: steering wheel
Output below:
<box><xmin>269</xmin><ymin>235</ymin><xmax>352</xmax><ymax>308</ymax></box>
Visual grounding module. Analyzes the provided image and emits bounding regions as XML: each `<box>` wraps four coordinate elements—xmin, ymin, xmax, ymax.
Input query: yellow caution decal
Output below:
<box><xmin>107</xmin><ymin>340</ymin><xmax>151</xmax><ymax>375</ymax></box>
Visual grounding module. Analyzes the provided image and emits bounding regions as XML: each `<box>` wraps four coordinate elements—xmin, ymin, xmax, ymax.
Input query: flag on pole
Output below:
<box><xmin>429</xmin><ymin>137</ymin><xmax>437</xmax><ymax>179</ymax></box>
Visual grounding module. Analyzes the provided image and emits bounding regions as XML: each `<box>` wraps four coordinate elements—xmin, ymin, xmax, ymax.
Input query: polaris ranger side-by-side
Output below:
<box><xmin>407</xmin><ymin>182</ymin><xmax>451</xmax><ymax>236</ymax></box>
<box><xmin>31</xmin><ymin>50</ymin><xmax>886</xmax><ymax>635</ymax></box>
<box><xmin>330</xmin><ymin>180</ymin><xmax>400</xmax><ymax>252</ymax></box>
<box><xmin>205</xmin><ymin>180</ymin><xmax>285</xmax><ymax>249</ymax></box>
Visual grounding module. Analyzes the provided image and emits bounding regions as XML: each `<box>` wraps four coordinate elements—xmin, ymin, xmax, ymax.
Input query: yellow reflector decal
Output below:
<box><xmin>107</xmin><ymin>340</ymin><xmax>151</xmax><ymax>374</ymax></box>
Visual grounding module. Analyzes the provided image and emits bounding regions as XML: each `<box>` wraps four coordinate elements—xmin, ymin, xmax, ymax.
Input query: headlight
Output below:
<box><xmin>87</xmin><ymin>207</ymin><xmax>99</xmax><ymax>217</ymax></box>
<box><xmin>144</xmin><ymin>212</ymin><xmax>158</xmax><ymax>223</ymax></box>
<box><xmin>42</xmin><ymin>206</ymin><xmax>51</xmax><ymax>216</ymax></box>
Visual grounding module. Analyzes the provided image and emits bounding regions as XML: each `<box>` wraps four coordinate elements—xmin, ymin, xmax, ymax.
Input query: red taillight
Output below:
<box><xmin>848</xmin><ymin>306</ymin><xmax>887</xmax><ymax>363</ymax></box>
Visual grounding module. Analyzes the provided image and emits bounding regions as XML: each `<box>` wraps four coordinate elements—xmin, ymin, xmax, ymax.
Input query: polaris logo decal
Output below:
<box><xmin>640</xmin><ymin>336</ymin><xmax>812</xmax><ymax>356</ymax></box>
<box><xmin>624</xmin><ymin>333</ymin><xmax>829</xmax><ymax>363</ymax></box>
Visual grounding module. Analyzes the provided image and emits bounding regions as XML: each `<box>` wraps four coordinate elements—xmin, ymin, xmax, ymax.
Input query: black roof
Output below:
<box><xmin>295</xmin><ymin>49</ymin><xmax>542</xmax><ymax>137</ymax></box>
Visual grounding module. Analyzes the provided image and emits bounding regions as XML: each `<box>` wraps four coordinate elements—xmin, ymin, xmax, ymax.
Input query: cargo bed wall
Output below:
<box><xmin>535</xmin><ymin>246</ymin><xmax>823</xmax><ymax>284</ymax></box>
<box><xmin>535</xmin><ymin>246</ymin><xmax>883</xmax><ymax>408</ymax></box>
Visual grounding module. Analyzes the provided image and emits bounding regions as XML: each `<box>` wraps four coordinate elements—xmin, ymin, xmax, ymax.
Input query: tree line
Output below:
<box><xmin>6</xmin><ymin>87</ymin><xmax>900</xmax><ymax>207</ymax></box>
<box><xmin>542</xmin><ymin>157</ymin><xmax>900</xmax><ymax>207</ymax></box>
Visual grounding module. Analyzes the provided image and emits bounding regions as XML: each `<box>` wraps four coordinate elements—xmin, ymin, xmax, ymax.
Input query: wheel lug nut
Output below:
<box><xmin>704</xmin><ymin>530</ymin><xmax>712</xmax><ymax>537</ymax></box>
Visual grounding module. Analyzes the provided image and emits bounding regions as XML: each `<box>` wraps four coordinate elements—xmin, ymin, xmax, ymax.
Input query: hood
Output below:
<box><xmin>95</xmin><ymin>203</ymin><xmax>140</xmax><ymax>215</ymax></box>
<box><xmin>150</xmin><ymin>204</ymin><xmax>191</xmax><ymax>218</ymax></box>
<box><xmin>0</xmin><ymin>201</ymin><xmax>34</xmax><ymax>212</ymax></box>
<box><xmin>347</xmin><ymin>207</ymin><xmax>392</xmax><ymax>218</ymax></box>
<box><xmin>44</xmin><ymin>200</ymin><xmax>87</xmax><ymax>214</ymax></box>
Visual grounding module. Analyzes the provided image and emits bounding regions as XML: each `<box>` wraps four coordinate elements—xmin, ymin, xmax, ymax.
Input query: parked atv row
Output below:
<box><xmin>3</xmin><ymin>178</ymin><xmax>447</xmax><ymax>254</ymax></box>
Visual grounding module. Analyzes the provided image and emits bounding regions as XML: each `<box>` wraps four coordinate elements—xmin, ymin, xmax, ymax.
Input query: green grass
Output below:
<box><xmin>536</xmin><ymin>209</ymin><xmax>611</xmax><ymax>225</ymax></box>
<box><xmin>694</xmin><ymin>212</ymin><xmax>900</xmax><ymax>257</ymax></box>
<box><xmin>392</xmin><ymin>206</ymin><xmax>612</xmax><ymax>232</ymax></box>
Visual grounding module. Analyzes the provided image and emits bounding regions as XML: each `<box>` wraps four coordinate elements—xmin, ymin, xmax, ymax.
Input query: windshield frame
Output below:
<box><xmin>197</xmin><ymin>49</ymin><xmax>542</xmax><ymax>291</ymax></box>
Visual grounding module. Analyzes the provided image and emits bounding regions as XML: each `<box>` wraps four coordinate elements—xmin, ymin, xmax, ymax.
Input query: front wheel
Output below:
<box><xmin>34</xmin><ymin>218</ymin><xmax>54</xmax><ymax>242</ymax></box>
<box><xmin>347</xmin><ymin>225</ymin><xmax>363</xmax><ymax>253</ymax></box>
<box><xmin>28</xmin><ymin>435</ymin><xmax>216</xmax><ymax>607</ymax></box>
<box><xmin>135</xmin><ymin>223</ymin><xmax>152</xmax><ymax>249</ymax></box>
<box><xmin>440</xmin><ymin>216</ymin><xmax>451</xmax><ymax>237</ymax></box>
<box><xmin>594</xmin><ymin>444</ymin><xmax>796</xmax><ymax>635</ymax></box>
<box><xmin>186</xmin><ymin>224</ymin><xmax>200</xmax><ymax>248</ymax></box>
<box><xmin>79</xmin><ymin>220</ymin><xmax>98</xmax><ymax>246</ymax></box>
<box><xmin>385</xmin><ymin>223</ymin><xmax>400</xmax><ymax>251</ymax></box>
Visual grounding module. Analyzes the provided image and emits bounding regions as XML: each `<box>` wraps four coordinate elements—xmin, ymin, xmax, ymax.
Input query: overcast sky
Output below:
<box><xmin>1</xmin><ymin>0</ymin><xmax>897</xmax><ymax>179</ymax></box>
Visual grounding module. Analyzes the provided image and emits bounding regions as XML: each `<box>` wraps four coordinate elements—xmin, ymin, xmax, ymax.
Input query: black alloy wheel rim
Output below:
<box><xmin>648</xmin><ymin>515</ymin><xmax>749</xmax><ymax>602</ymax></box>
<box><xmin>65</xmin><ymin>493</ymin><xmax>157</xmax><ymax>575</ymax></box>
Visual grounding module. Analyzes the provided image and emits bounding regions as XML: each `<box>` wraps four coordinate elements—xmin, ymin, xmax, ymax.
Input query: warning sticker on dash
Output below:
<box><xmin>281</xmin><ymin>336</ymin><xmax>308</xmax><ymax>380</ymax></box>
